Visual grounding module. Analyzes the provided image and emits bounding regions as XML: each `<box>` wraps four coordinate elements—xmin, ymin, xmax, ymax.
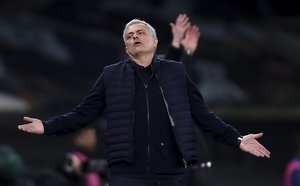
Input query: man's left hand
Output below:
<box><xmin>239</xmin><ymin>133</ymin><xmax>271</xmax><ymax>158</ymax></box>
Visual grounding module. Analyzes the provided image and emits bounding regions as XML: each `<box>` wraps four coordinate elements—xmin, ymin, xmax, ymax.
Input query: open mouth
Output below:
<box><xmin>134</xmin><ymin>41</ymin><xmax>142</xmax><ymax>46</ymax></box>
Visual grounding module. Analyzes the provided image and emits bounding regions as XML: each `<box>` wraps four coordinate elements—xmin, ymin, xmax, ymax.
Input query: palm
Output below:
<box><xmin>18</xmin><ymin>116</ymin><xmax>44</xmax><ymax>135</ymax></box>
<box><xmin>170</xmin><ymin>14</ymin><xmax>190</xmax><ymax>47</ymax></box>
<box><xmin>181</xmin><ymin>25</ymin><xmax>200</xmax><ymax>53</ymax></box>
<box><xmin>239</xmin><ymin>133</ymin><xmax>271</xmax><ymax>158</ymax></box>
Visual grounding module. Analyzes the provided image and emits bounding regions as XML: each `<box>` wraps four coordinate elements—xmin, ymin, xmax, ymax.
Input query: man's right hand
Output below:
<box><xmin>181</xmin><ymin>25</ymin><xmax>201</xmax><ymax>55</ymax></box>
<box><xmin>18</xmin><ymin>116</ymin><xmax>45</xmax><ymax>135</ymax></box>
<box><xmin>170</xmin><ymin>13</ymin><xmax>190</xmax><ymax>48</ymax></box>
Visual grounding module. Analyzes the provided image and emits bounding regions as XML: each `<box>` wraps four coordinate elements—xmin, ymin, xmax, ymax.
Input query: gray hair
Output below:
<box><xmin>123</xmin><ymin>19</ymin><xmax>157</xmax><ymax>43</ymax></box>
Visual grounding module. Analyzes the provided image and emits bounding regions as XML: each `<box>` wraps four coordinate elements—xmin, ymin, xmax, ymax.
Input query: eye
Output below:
<box><xmin>138</xmin><ymin>31</ymin><xmax>145</xmax><ymax>35</ymax></box>
<box><xmin>127</xmin><ymin>35</ymin><xmax>133</xmax><ymax>39</ymax></box>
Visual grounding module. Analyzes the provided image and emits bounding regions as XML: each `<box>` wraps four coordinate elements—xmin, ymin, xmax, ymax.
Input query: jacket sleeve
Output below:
<box><xmin>43</xmin><ymin>73</ymin><xmax>106</xmax><ymax>135</ymax></box>
<box><xmin>165</xmin><ymin>45</ymin><xmax>182</xmax><ymax>61</ymax></box>
<box><xmin>186</xmin><ymin>74</ymin><xmax>241</xmax><ymax>147</ymax></box>
<box><xmin>166</xmin><ymin>46</ymin><xmax>198</xmax><ymax>84</ymax></box>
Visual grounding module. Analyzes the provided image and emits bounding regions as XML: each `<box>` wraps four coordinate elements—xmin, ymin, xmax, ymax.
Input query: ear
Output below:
<box><xmin>154</xmin><ymin>37</ymin><xmax>158</xmax><ymax>48</ymax></box>
<box><xmin>125</xmin><ymin>46</ymin><xmax>133</xmax><ymax>57</ymax></box>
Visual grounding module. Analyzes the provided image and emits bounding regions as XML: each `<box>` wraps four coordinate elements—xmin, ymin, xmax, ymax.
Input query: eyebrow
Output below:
<box><xmin>127</xmin><ymin>29</ymin><xmax>145</xmax><ymax>36</ymax></box>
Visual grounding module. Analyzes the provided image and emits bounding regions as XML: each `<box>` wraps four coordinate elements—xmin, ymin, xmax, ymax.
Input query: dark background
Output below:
<box><xmin>1</xmin><ymin>0</ymin><xmax>300</xmax><ymax>185</ymax></box>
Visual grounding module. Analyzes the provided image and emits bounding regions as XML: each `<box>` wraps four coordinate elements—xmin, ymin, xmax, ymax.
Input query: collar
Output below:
<box><xmin>125</xmin><ymin>55</ymin><xmax>161</xmax><ymax>66</ymax></box>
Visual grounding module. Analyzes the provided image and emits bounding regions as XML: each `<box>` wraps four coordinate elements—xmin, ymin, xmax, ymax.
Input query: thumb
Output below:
<box><xmin>253</xmin><ymin>133</ymin><xmax>263</xmax><ymax>139</ymax></box>
<box><xmin>23</xmin><ymin>116</ymin><xmax>35</xmax><ymax>123</ymax></box>
<box><xmin>170</xmin><ymin>23</ymin><xmax>174</xmax><ymax>29</ymax></box>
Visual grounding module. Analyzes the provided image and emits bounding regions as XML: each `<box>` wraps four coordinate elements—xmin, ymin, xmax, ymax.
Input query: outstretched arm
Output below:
<box><xmin>18</xmin><ymin>116</ymin><xmax>44</xmax><ymax>135</ymax></box>
<box><xmin>239</xmin><ymin>133</ymin><xmax>271</xmax><ymax>158</ymax></box>
<box><xmin>18</xmin><ymin>73</ymin><xmax>106</xmax><ymax>136</ymax></box>
<box><xmin>186</xmin><ymin>74</ymin><xmax>271</xmax><ymax>158</ymax></box>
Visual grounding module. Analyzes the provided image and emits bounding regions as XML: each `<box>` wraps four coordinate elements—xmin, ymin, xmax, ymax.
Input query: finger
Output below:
<box><xmin>256</xmin><ymin>148</ymin><xmax>270</xmax><ymax>158</ymax></box>
<box><xmin>170</xmin><ymin>23</ymin><xmax>175</xmax><ymax>29</ymax></box>
<box><xmin>253</xmin><ymin>143</ymin><xmax>271</xmax><ymax>158</ymax></box>
<box><xmin>259</xmin><ymin>146</ymin><xmax>271</xmax><ymax>157</ymax></box>
<box><xmin>258</xmin><ymin>143</ymin><xmax>270</xmax><ymax>154</ymax></box>
<box><xmin>178</xmin><ymin>19</ymin><xmax>189</xmax><ymax>28</ymax></box>
<box><xmin>191</xmin><ymin>25</ymin><xmax>198</xmax><ymax>31</ymax></box>
<box><xmin>183</xmin><ymin>23</ymin><xmax>191</xmax><ymax>30</ymax></box>
<box><xmin>177</xmin><ymin>15</ymin><xmax>184</xmax><ymax>23</ymax></box>
<box><xmin>253</xmin><ymin>133</ymin><xmax>263</xmax><ymax>139</ymax></box>
<box><xmin>262</xmin><ymin>150</ymin><xmax>270</xmax><ymax>158</ymax></box>
<box><xmin>17</xmin><ymin>125</ymin><xmax>24</xmax><ymax>131</ymax></box>
<box><xmin>178</xmin><ymin>14</ymin><xmax>188</xmax><ymax>22</ymax></box>
<box><xmin>178</xmin><ymin>16</ymin><xmax>189</xmax><ymax>25</ymax></box>
<box><xmin>177</xmin><ymin>14</ymin><xmax>184</xmax><ymax>20</ymax></box>
<box><xmin>254</xmin><ymin>147</ymin><xmax>265</xmax><ymax>157</ymax></box>
<box><xmin>181</xmin><ymin>13</ymin><xmax>188</xmax><ymax>19</ymax></box>
<box><xmin>257</xmin><ymin>151</ymin><xmax>267</xmax><ymax>158</ymax></box>
<box><xmin>190</xmin><ymin>28</ymin><xmax>198</xmax><ymax>35</ymax></box>
<box><xmin>18</xmin><ymin>124</ymin><xmax>31</xmax><ymax>132</ymax></box>
<box><xmin>251</xmin><ymin>149</ymin><xmax>262</xmax><ymax>157</ymax></box>
<box><xmin>189</xmin><ymin>26</ymin><xmax>200</xmax><ymax>35</ymax></box>
<box><xmin>193</xmin><ymin>25</ymin><xmax>200</xmax><ymax>30</ymax></box>
<box><xmin>23</xmin><ymin>116</ymin><xmax>34</xmax><ymax>122</ymax></box>
<box><xmin>251</xmin><ymin>147</ymin><xmax>268</xmax><ymax>158</ymax></box>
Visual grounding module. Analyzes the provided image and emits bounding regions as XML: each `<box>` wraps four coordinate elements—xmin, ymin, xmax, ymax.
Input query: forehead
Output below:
<box><xmin>126</xmin><ymin>23</ymin><xmax>149</xmax><ymax>34</ymax></box>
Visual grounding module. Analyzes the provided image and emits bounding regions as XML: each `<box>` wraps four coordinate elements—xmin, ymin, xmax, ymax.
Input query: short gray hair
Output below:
<box><xmin>123</xmin><ymin>19</ymin><xmax>157</xmax><ymax>43</ymax></box>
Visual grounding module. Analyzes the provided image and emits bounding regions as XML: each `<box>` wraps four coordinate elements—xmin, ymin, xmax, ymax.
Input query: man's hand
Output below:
<box><xmin>239</xmin><ymin>133</ymin><xmax>271</xmax><ymax>158</ymax></box>
<box><xmin>18</xmin><ymin>116</ymin><xmax>44</xmax><ymax>135</ymax></box>
<box><xmin>170</xmin><ymin>13</ymin><xmax>190</xmax><ymax>48</ymax></box>
<box><xmin>181</xmin><ymin>25</ymin><xmax>201</xmax><ymax>54</ymax></box>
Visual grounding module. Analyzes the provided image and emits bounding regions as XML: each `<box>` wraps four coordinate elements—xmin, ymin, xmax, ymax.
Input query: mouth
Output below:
<box><xmin>134</xmin><ymin>41</ymin><xmax>142</xmax><ymax>46</ymax></box>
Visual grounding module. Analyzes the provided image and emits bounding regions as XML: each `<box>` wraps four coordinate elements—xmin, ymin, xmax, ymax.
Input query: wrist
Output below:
<box><xmin>186</xmin><ymin>49</ymin><xmax>193</xmax><ymax>55</ymax></box>
<box><xmin>172</xmin><ymin>40</ymin><xmax>181</xmax><ymax>49</ymax></box>
<box><xmin>237</xmin><ymin>136</ymin><xmax>243</xmax><ymax>148</ymax></box>
<box><xmin>185</xmin><ymin>48</ymin><xmax>194</xmax><ymax>55</ymax></box>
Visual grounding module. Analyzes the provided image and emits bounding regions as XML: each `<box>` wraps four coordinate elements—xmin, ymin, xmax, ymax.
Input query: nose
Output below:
<box><xmin>132</xmin><ymin>34</ymin><xmax>138</xmax><ymax>40</ymax></box>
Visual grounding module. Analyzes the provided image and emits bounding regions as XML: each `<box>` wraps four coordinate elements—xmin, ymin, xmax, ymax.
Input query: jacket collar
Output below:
<box><xmin>125</xmin><ymin>54</ymin><xmax>161</xmax><ymax>65</ymax></box>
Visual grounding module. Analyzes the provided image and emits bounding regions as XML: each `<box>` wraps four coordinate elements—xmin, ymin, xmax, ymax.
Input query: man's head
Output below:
<box><xmin>123</xmin><ymin>19</ymin><xmax>158</xmax><ymax>57</ymax></box>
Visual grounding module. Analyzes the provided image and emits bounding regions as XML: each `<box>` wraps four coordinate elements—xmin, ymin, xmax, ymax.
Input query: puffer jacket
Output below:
<box><xmin>43</xmin><ymin>55</ymin><xmax>240</xmax><ymax>166</ymax></box>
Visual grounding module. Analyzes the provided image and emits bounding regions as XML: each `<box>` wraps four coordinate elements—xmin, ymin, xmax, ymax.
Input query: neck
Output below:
<box><xmin>130</xmin><ymin>53</ymin><xmax>154</xmax><ymax>67</ymax></box>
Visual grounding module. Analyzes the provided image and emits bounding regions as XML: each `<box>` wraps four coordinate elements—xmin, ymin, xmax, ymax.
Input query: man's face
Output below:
<box><xmin>124</xmin><ymin>23</ymin><xmax>158</xmax><ymax>56</ymax></box>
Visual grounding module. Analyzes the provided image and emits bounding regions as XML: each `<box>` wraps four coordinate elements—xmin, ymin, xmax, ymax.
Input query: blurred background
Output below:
<box><xmin>1</xmin><ymin>0</ymin><xmax>300</xmax><ymax>185</ymax></box>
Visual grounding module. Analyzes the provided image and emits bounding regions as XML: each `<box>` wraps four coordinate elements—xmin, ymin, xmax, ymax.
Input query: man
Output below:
<box><xmin>18</xmin><ymin>19</ymin><xmax>271</xmax><ymax>186</ymax></box>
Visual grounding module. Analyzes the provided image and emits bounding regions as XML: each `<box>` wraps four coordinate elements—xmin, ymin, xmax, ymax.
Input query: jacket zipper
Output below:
<box><xmin>131</xmin><ymin>73</ymin><xmax>135</xmax><ymax>162</ymax></box>
<box><xmin>143</xmin><ymin>82</ymin><xmax>151</xmax><ymax>171</ymax></box>
<box><xmin>155</xmin><ymin>74</ymin><xmax>188</xmax><ymax>168</ymax></box>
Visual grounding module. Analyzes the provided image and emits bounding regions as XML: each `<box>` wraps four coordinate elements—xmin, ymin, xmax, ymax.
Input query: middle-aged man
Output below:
<box><xmin>18</xmin><ymin>19</ymin><xmax>271</xmax><ymax>186</ymax></box>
